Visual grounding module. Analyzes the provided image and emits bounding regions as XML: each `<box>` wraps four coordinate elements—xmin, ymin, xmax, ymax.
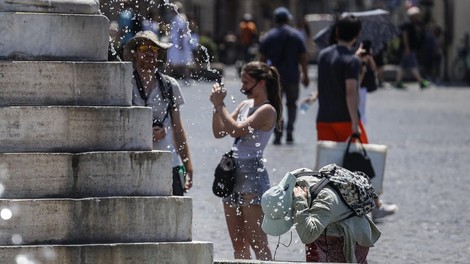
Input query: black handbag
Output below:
<box><xmin>212</xmin><ymin>150</ymin><xmax>237</xmax><ymax>197</ymax></box>
<box><xmin>342</xmin><ymin>134</ymin><xmax>375</xmax><ymax>178</ymax></box>
<box><xmin>361</xmin><ymin>65</ymin><xmax>378</xmax><ymax>93</ymax></box>
<box><xmin>212</xmin><ymin>137</ymin><xmax>240</xmax><ymax>197</ymax></box>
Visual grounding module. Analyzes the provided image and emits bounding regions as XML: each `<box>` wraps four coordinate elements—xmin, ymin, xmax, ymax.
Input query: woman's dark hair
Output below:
<box><xmin>336</xmin><ymin>15</ymin><xmax>362</xmax><ymax>42</ymax></box>
<box><xmin>241</xmin><ymin>61</ymin><xmax>283</xmax><ymax>131</ymax></box>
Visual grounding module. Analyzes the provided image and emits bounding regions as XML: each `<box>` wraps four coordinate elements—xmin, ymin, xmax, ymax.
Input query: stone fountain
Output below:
<box><xmin>0</xmin><ymin>1</ymin><xmax>213</xmax><ymax>263</ymax></box>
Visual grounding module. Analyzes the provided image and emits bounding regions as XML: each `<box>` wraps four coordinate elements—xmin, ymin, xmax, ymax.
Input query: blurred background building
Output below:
<box><xmin>101</xmin><ymin>0</ymin><xmax>469</xmax><ymax>83</ymax></box>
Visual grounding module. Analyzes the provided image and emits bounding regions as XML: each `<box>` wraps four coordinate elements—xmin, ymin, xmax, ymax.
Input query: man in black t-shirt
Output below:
<box><xmin>314</xmin><ymin>15</ymin><xmax>398</xmax><ymax>225</ymax></box>
<box><xmin>316</xmin><ymin>15</ymin><xmax>368</xmax><ymax>143</ymax></box>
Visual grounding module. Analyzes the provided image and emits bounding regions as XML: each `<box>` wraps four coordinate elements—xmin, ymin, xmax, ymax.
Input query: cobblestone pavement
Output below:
<box><xmin>179</xmin><ymin>66</ymin><xmax>470</xmax><ymax>263</ymax></box>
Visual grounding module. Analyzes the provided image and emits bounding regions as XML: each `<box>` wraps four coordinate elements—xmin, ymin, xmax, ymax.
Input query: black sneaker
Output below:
<box><xmin>273</xmin><ymin>136</ymin><xmax>281</xmax><ymax>145</ymax></box>
<box><xmin>286</xmin><ymin>133</ymin><xmax>294</xmax><ymax>144</ymax></box>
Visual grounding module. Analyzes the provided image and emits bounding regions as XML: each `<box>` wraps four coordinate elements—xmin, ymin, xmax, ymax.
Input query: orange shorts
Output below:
<box><xmin>316</xmin><ymin>122</ymin><xmax>369</xmax><ymax>143</ymax></box>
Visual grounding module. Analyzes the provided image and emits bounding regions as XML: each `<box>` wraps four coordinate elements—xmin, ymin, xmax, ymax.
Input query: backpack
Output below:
<box><xmin>292</xmin><ymin>164</ymin><xmax>378</xmax><ymax>217</ymax></box>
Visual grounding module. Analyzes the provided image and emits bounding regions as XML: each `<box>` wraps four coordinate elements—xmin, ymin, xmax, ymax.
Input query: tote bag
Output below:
<box><xmin>315</xmin><ymin>140</ymin><xmax>387</xmax><ymax>194</ymax></box>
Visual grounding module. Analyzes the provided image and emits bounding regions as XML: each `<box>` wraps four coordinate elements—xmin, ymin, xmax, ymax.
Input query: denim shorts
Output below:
<box><xmin>222</xmin><ymin>157</ymin><xmax>271</xmax><ymax>206</ymax></box>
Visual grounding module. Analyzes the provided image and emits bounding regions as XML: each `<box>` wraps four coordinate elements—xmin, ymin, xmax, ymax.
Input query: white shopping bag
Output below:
<box><xmin>315</xmin><ymin>140</ymin><xmax>387</xmax><ymax>194</ymax></box>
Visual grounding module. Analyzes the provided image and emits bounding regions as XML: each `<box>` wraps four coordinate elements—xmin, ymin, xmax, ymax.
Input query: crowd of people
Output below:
<box><xmin>113</xmin><ymin>2</ymin><xmax>444</xmax><ymax>262</ymax></box>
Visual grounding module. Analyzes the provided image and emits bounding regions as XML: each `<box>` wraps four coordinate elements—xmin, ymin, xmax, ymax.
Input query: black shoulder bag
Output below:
<box><xmin>212</xmin><ymin>137</ymin><xmax>240</xmax><ymax>197</ymax></box>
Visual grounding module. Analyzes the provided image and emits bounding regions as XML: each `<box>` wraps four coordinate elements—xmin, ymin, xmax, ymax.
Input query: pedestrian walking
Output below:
<box><xmin>259</xmin><ymin>6</ymin><xmax>309</xmax><ymax>145</ymax></box>
<box><xmin>393</xmin><ymin>6</ymin><xmax>430</xmax><ymax>89</ymax></box>
<box><xmin>115</xmin><ymin>2</ymin><xmax>142</xmax><ymax>59</ymax></box>
<box><xmin>167</xmin><ymin>1</ymin><xmax>195</xmax><ymax>82</ymax></box>
<box><xmin>141</xmin><ymin>8</ymin><xmax>162</xmax><ymax>36</ymax></box>
<box><xmin>124</xmin><ymin>30</ymin><xmax>194</xmax><ymax>196</ymax></box>
<box><xmin>238</xmin><ymin>13</ymin><xmax>258</xmax><ymax>62</ymax></box>
<box><xmin>316</xmin><ymin>15</ymin><xmax>367</xmax><ymax>143</ymax></box>
<box><xmin>314</xmin><ymin>15</ymin><xmax>397</xmax><ymax>221</ymax></box>
<box><xmin>210</xmin><ymin>61</ymin><xmax>283</xmax><ymax>260</ymax></box>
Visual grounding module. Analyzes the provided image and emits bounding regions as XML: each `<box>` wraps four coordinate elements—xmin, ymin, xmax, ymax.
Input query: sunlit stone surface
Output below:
<box><xmin>0</xmin><ymin>0</ymin><xmax>100</xmax><ymax>13</ymax></box>
<box><xmin>0</xmin><ymin>13</ymin><xmax>109</xmax><ymax>61</ymax></box>
<box><xmin>0</xmin><ymin>106</ymin><xmax>153</xmax><ymax>152</ymax></box>
<box><xmin>0</xmin><ymin>61</ymin><xmax>133</xmax><ymax>106</ymax></box>
<box><xmin>0</xmin><ymin>151</ymin><xmax>173</xmax><ymax>198</ymax></box>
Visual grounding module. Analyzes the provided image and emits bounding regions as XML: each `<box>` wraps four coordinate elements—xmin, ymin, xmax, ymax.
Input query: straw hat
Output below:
<box><xmin>123</xmin><ymin>30</ymin><xmax>172</xmax><ymax>61</ymax></box>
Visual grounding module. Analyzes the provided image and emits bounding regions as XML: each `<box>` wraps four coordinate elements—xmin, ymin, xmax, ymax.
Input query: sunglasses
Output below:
<box><xmin>137</xmin><ymin>45</ymin><xmax>158</xmax><ymax>53</ymax></box>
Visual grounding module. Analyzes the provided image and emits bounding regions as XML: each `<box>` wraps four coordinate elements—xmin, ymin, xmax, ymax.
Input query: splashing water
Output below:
<box><xmin>15</xmin><ymin>254</ymin><xmax>36</xmax><ymax>264</ymax></box>
<box><xmin>108</xmin><ymin>1</ymin><xmax>220</xmax><ymax>81</ymax></box>
<box><xmin>1</xmin><ymin>208</ymin><xmax>12</xmax><ymax>220</ymax></box>
<box><xmin>12</xmin><ymin>234</ymin><xmax>23</xmax><ymax>244</ymax></box>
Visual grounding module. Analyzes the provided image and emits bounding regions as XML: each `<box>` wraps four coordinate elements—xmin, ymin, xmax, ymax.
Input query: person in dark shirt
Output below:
<box><xmin>313</xmin><ymin>15</ymin><xmax>398</xmax><ymax>225</ymax></box>
<box><xmin>393</xmin><ymin>6</ymin><xmax>430</xmax><ymax>89</ymax></box>
<box><xmin>316</xmin><ymin>15</ymin><xmax>367</xmax><ymax>143</ymax></box>
<box><xmin>259</xmin><ymin>6</ymin><xmax>309</xmax><ymax>145</ymax></box>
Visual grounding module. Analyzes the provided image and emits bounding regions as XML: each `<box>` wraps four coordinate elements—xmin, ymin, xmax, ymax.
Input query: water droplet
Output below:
<box><xmin>1</xmin><ymin>208</ymin><xmax>12</xmax><ymax>220</ymax></box>
<box><xmin>15</xmin><ymin>254</ymin><xmax>34</xmax><ymax>264</ymax></box>
<box><xmin>11</xmin><ymin>234</ymin><xmax>22</xmax><ymax>244</ymax></box>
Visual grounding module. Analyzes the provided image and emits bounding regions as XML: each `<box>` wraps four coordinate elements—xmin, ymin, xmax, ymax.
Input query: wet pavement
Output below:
<box><xmin>179</xmin><ymin>65</ymin><xmax>470</xmax><ymax>263</ymax></box>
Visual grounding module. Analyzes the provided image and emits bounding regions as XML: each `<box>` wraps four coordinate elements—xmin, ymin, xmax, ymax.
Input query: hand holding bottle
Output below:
<box><xmin>299</xmin><ymin>92</ymin><xmax>318</xmax><ymax>114</ymax></box>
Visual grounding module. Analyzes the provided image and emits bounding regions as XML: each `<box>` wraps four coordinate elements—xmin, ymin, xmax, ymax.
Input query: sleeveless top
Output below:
<box><xmin>232</xmin><ymin>100</ymin><xmax>275</xmax><ymax>160</ymax></box>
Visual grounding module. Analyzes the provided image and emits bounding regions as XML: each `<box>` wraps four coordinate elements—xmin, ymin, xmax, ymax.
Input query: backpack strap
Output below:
<box><xmin>308</xmin><ymin>177</ymin><xmax>330</xmax><ymax>201</ymax></box>
<box><xmin>291</xmin><ymin>170</ymin><xmax>330</xmax><ymax>206</ymax></box>
<box><xmin>297</xmin><ymin>168</ymin><xmax>357</xmax><ymax>220</ymax></box>
<box><xmin>157</xmin><ymin>72</ymin><xmax>176</xmax><ymax>109</ymax></box>
<box><xmin>134</xmin><ymin>70</ymin><xmax>177</xmax><ymax>125</ymax></box>
<box><xmin>291</xmin><ymin>170</ymin><xmax>321</xmax><ymax>178</ymax></box>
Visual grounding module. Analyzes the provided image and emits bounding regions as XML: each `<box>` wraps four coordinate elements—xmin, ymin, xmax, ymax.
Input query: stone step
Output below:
<box><xmin>0</xmin><ymin>197</ymin><xmax>192</xmax><ymax>245</ymax></box>
<box><xmin>0</xmin><ymin>242</ymin><xmax>213</xmax><ymax>264</ymax></box>
<box><xmin>0</xmin><ymin>106</ymin><xmax>153</xmax><ymax>152</ymax></box>
<box><xmin>0</xmin><ymin>13</ymin><xmax>109</xmax><ymax>61</ymax></box>
<box><xmin>0</xmin><ymin>0</ymin><xmax>100</xmax><ymax>14</ymax></box>
<box><xmin>0</xmin><ymin>61</ymin><xmax>132</xmax><ymax>106</ymax></box>
<box><xmin>0</xmin><ymin>151</ymin><xmax>172</xmax><ymax>198</ymax></box>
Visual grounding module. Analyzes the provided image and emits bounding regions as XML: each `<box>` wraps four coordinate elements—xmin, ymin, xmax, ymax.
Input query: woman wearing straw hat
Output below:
<box><xmin>124</xmin><ymin>30</ymin><xmax>194</xmax><ymax>196</ymax></box>
<box><xmin>261</xmin><ymin>168</ymin><xmax>381</xmax><ymax>263</ymax></box>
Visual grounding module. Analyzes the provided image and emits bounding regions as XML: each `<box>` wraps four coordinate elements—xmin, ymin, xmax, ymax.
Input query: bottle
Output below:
<box><xmin>299</xmin><ymin>102</ymin><xmax>310</xmax><ymax>114</ymax></box>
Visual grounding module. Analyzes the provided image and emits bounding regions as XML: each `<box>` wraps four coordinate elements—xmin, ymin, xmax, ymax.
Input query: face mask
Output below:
<box><xmin>240</xmin><ymin>80</ymin><xmax>259</xmax><ymax>96</ymax></box>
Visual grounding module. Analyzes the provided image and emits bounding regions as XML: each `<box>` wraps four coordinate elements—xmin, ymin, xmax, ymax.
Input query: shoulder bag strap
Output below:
<box><xmin>133</xmin><ymin>70</ymin><xmax>149</xmax><ymax>104</ymax></box>
<box><xmin>344</xmin><ymin>134</ymin><xmax>369</xmax><ymax>157</ymax></box>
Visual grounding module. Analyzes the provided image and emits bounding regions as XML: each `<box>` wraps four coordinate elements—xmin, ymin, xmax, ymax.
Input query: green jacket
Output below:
<box><xmin>293</xmin><ymin>175</ymin><xmax>381</xmax><ymax>262</ymax></box>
